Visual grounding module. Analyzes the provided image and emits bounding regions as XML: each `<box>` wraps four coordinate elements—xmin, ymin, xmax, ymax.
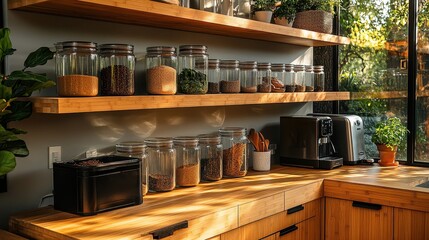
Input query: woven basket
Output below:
<box><xmin>293</xmin><ymin>10</ymin><xmax>333</xmax><ymax>34</ymax></box>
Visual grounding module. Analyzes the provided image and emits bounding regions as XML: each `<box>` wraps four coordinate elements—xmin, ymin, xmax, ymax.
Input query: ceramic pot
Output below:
<box><xmin>252</xmin><ymin>151</ymin><xmax>271</xmax><ymax>171</ymax></box>
<box><xmin>377</xmin><ymin>144</ymin><xmax>399</xmax><ymax>167</ymax></box>
<box><xmin>274</xmin><ymin>17</ymin><xmax>293</xmax><ymax>27</ymax></box>
<box><xmin>254</xmin><ymin>11</ymin><xmax>273</xmax><ymax>23</ymax></box>
<box><xmin>293</xmin><ymin>10</ymin><xmax>333</xmax><ymax>34</ymax></box>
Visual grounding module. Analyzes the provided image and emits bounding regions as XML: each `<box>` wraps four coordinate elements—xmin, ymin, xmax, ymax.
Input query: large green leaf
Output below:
<box><xmin>24</xmin><ymin>47</ymin><xmax>54</xmax><ymax>69</ymax></box>
<box><xmin>6</xmin><ymin>71</ymin><xmax>55</xmax><ymax>97</ymax></box>
<box><xmin>0</xmin><ymin>28</ymin><xmax>15</xmax><ymax>62</ymax></box>
<box><xmin>0</xmin><ymin>128</ymin><xmax>20</xmax><ymax>143</ymax></box>
<box><xmin>1</xmin><ymin>140</ymin><xmax>29</xmax><ymax>157</ymax></box>
<box><xmin>0</xmin><ymin>101</ymin><xmax>32</xmax><ymax>125</ymax></box>
<box><xmin>0</xmin><ymin>84</ymin><xmax>12</xmax><ymax>100</ymax></box>
<box><xmin>0</xmin><ymin>150</ymin><xmax>16</xmax><ymax>176</ymax></box>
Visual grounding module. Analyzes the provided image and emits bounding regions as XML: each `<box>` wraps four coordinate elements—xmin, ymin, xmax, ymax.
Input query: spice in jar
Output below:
<box><xmin>147</xmin><ymin>65</ymin><xmax>177</xmax><ymax>94</ymax></box>
<box><xmin>149</xmin><ymin>174</ymin><xmax>175</xmax><ymax>192</ymax></box>
<box><xmin>223</xmin><ymin>143</ymin><xmax>246</xmax><ymax>177</ymax></box>
<box><xmin>176</xmin><ymin>163</ymin><xmax>200</xmax><ymax>186</ymax></box>
<box><xmin>178</xmin><ymin>45</ymin><xmax>208</xmax><ymax>94</ymax></box>
<box><xmin>174</xmin><ymin>136</ymin><xmax>200</xmax><ymax>187</ymax></box>
<box><xmin>199</xmin><ymin>134</ymin><xmax>223</xmax><ymax>181</ymax></box>
<box><xmin>220</xmin><ymin>80</ymin><xmax>240</xmax><ymax>93</ymax></box>
<box><xmin>100</xmin><ymin>65</ymin><xmax>134</xmax><ymax>95</ymax></box>
<box><xmin>178</xmin><ymin>68</ymin><xmax>208</xmax><ymax>94</ymax></box>
<box><xmin>57</xmin><ymin>75</ymin><xmax>98</xmax><ymax>96</ymax></box>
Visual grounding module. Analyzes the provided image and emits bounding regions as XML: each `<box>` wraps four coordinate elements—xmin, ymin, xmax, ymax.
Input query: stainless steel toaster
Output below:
<box><xmin>309</xmin><ymin>114</ymin><xmax>366</xmax><ymax>164</ymax></box>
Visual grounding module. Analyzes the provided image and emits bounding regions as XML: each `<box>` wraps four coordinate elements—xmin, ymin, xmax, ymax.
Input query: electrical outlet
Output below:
<box><xmin>86</xmin><ymin>149</ymin><xmax>98</xmax><ymax>158</ymax></box>
<box><xmin>48</xmin><ymin>146</ymin><xmax>61</xmax><ymax>169</ymax></box>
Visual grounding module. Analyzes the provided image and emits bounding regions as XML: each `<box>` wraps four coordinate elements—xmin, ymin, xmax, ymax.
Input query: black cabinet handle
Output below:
<box><xmin>352</xmin><ymin>201</ymin><xmax>382</xmax><ymax>210</ymax></box>
<box><xmin>287</xmin><ymin>204</ymin><xmax>304</xmax><ymax>214</ymax></box>
<box><xmin>279</xmin><ymin>225</ymin><xmax>298</xmax><ymax>236</ymax></box>
<box><xmin>150</xmin><ymin>220</ymin><xmax>188</xmax><ymax>239</ymax></box>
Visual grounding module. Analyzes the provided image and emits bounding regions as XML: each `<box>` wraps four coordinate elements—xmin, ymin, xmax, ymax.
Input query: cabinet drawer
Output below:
<box><xmin>222</xmin><ymin>199</ymin><xmax>321</xmax><ymax>240</ymax></box>
<box><xmin>277</xmin><ymin>216</ymin><xmax>320</xmax><ymax>240</ymax></box>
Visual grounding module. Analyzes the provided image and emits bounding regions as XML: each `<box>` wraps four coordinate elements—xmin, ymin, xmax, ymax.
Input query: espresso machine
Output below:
<box><xmin>280</xmin><ymin>116</ymin><xmax>343</xmax><ymax>169</ymax></box>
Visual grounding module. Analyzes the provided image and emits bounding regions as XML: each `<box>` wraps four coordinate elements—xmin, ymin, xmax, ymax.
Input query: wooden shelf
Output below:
<box><xmin>31</xmin><ymin>92</ymin><xmax>350</xmax><ymax>114</ymax></box>
<box><xmin>9</xmin><ymin>0</ymin><xmax>350</xmax><ymax>47</ymax></box>
<box><xmin>350</xmin><ymin>91</ymin><xmax>408</xmax><ymax>100</ymax></box>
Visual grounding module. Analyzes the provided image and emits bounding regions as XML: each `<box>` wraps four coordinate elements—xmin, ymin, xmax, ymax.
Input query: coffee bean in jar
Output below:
<box><xmin>199</xmin><ymin>134</ymin><xmax>223</xmax><ymax>181</ymax></box>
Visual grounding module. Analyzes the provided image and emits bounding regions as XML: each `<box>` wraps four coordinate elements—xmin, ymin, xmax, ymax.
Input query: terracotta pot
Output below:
<box><xmin>377</xmin><ymin>144</ymin><xmax>399</xmax><ymax>167</ymax></box>
<box><xmin>254</xmin><ymin>11</ymin><xmax>273</xmax><ymax>23</ymax></box>
<box><xmin>293</xmin><ymin>10</ymin><xmax>333</xmax><ymax>34</ymax></box>
<box><xmin>274</xmin><ymin>17</ymin><xmax>293</xmax><ymax>27</ymax></box>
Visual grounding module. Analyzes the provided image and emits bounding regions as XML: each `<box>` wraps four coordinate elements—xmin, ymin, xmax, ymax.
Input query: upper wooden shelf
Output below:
<box><xmin>350</xmin><ymin>90</ymin><xmax>429</xmax><ymax>100</ymax></box>
<box><xmin>9</xmin><ymin>0</ymin><xmax>350</xmax><ymax>47</ymax></box>
<box><xmin>31</xmin><ymin>92</ymin><xmax>350</xmax><ymax>114</ymax></box>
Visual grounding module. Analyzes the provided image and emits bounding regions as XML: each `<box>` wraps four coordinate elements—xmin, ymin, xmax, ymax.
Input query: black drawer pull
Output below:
<box><xmin>352</xmin><ymin>201</ymin><xmax>382</xmax><ymax>210</ymax></box>
<box><xmin>279</xmin><ymin>225</ymin><xmax>298</xmax><ymax>236</ymax></box>
<box><xmin>150</xmin><ymin>220</ymin><xmax>188</xmax><ymax>239</ymax></box>
<box><xmin>287</xmin><ymin>204</ymin><xmax>304</xmax><ymax>214</ymax></box>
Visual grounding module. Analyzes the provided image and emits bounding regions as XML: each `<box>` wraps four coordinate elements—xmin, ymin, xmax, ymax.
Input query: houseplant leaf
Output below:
<box><xmin>0</xmin><ymin>150</ymin><xmax>16</xmax><ymax>176</ymax></box>
<box><xmin>24</xmin><ymin>47</ymin><xmax>54</xmax><ymax>69</ymax></box>
<box><xmin>0</xmin><ymin>101</ymin><xmax>32</xmax><ymax>125</ymax></box>
<box><xmin>0</xmin><ymin>84</ymin><xmax>12</xmax><ymax>100</ymax></box>
<box><xmin>0</xmin><ymin>28</ymin><xmax>16</xmax><ymax>62</ymax></box>
<box><xmin>1</xmin><ymin>139</ymin><xmax>29</xmax><ymax>157</ymax></box>
<box><xmin>6</xmin><ymin>71</ymin><xmax>55</xmax><ymax>97</ymax></box>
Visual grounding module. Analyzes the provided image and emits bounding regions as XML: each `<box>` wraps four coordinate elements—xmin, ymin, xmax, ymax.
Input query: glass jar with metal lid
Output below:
<box><xmin>99</xmin><ymin>44</ymin><xmax>135</xmax><ymax>96</ymax></box>
<box><xmin>257</xmin><ymin>62</ymin><xmax>272</xmax><ymax>93</ymax></box>
<box><xmin>220</xmin><ymin>60</ymin><xmax>240</xmax><ymax>93</ymax></box>
<box><xmin>145</xmin><ymin>137</ymin><xmax>176</xmax><ymax>192</ymax></box>
<box><xmin>146</xmin><ymin>46</ymin><xmax>177</xmax><ymax>95</ymax></box>
<box><xmin>199</xmin><ymin>59</ymin><xmax>220</xmax><ymax>94</ymax></box>
<box><xmin>240</xmin><ymin>61</ymin><xmax>258</xmax><ymax>93</ymax></box>
<box><xmin>294</xmin><ymin>64</ymin><xmax>306</xmax><ymax>92</ymax></box>
<box><xmin>313</xmin><ymin>65</ymin><xmax>325</xmax><ymax>92</ymax></box>
<box><xmin>198</xmin><ymin>134</ymin><xmax>223</xmax><ymax>181</ymax></box>
<box><xmin>178</xmin><ymin>45</ymin><xmax>208</xmax><ymax>94</ymax></box>
<box><xmin>173</xmin><ymin>136</ymin><xmax>200</xmax><ymax>187</ymax></box>
<box><xmin>304</xmin><ymin>65</ymin><xmax>314</xmax><ymax>92</ymax></box>
<box><xmin>115</xmin><ymin>141</ymin><xmax>148</xmax><ymax>195</ymax></box>
<box><xmin>285</xmin><ymin>64</ymin><xmax>295</xmax><ymax>92</ymax></box>
<box><xmin>55</xmin><ymin>41</ymin><xmax>98</xmax><ymax>97</ymax></box>
<box><xmin>271</xmin><ymin>63</ymin><xmax>286</xmax><ymax>93</ymax></box>
<box><xmin>219</xmin><ymin>127</ymin><xmax>248</xmax><ymax>177</ymax></box>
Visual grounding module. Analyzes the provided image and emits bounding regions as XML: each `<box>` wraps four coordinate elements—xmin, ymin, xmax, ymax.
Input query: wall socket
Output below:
<box><xmin>85</xmin><ymin>149</ymin><xmax>98</xmax><ymax>158</ymax></box>
<box><xmin>48</xmin><ymin>146</ymin><xmax>61</xmax><ymax>169</ymax></box>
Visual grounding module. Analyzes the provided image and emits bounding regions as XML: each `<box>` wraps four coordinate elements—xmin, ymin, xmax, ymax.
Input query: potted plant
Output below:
<box><xmin>273</xmin><ymin>0</ymin><xmax>297</xmax><ymax>27</ymax></box>
<box><xmin>0</xmin><ymin>28</ymin><xmax>55</xmax><ymax>178</ymax></box>
<box><xmin>252</xmin><ymin>0</ymin><xmax>276</xmax><ymax>23</ymax></box>
<box><xmin>371</xmin><ymin>117</ymin><xmax>408</xmax><ymax>167</ymax></box>
<box><xmin>293</xmin><ymin>0</ymin><xmax>335</xmax><ymax>33</ymax></box>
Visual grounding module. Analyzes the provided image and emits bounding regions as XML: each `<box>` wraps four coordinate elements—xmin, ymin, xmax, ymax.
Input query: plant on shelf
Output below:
<box><xmin>252</xmin><ymin>0</ymin><xmax>276</xmax><ymax>23</ymax></box>
<box><xmin>272</xmin><ymin>0</ymin><xmax>297</xmax><ymax>26</ymax></box>
<box><xmin>293</xmin><ymin>0</ymin><xmax>336</xmax><ymax>33</ymax></box>
<box><xmin>0</xmin><ymin>28</ymin><xmax>55</xmax><ymax>176</ymax></box>
<box><xmin>371</xmin><ymin>117</ymin><xmax>408</xmax><ymax>167</ymax></box>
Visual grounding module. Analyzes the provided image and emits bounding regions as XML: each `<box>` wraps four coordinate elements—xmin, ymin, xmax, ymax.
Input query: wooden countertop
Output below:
<box><xmin>9</xmin><ymin>165</ymin><xmax>429</xmax><ymax>240</ymax></box>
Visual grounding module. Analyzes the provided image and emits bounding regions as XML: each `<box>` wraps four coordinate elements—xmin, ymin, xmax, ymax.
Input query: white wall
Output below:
<box><xmin>0</xmin><ymin>7</ymin><xmax>313</xmax><ymax>228</ymax></box>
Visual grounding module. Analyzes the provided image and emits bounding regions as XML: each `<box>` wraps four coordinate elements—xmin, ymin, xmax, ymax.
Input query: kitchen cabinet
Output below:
<box><xmin>9</xmin><ymin>0</ymin><xmax>351</xmax><ymax>114</ymax></box>
<box><xmin>325</xmin><ymin>197</ymin><xmax>393</xmax><ymax>240</ymax></box>
<box><xmin>394</xmin><ymin>208</ymin><xmax>429</xmax><ymax>240</ymax></box>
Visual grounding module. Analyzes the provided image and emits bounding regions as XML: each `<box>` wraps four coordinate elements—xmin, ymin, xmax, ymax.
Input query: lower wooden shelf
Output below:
<box><xmin>31</xmin><ymin>92</ymin><xmax>350</xmax><ymax>114</ymax></box>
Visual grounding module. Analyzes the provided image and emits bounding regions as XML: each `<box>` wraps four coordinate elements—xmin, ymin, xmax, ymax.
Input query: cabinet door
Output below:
<box><xmin>394</xmin><ymin>208</ymin><xmax>429</xmax><ymax>240</ymax></box>
<box><xmin>260</xmin><ymin>233</ymin><xmax>277</xmax><ymax>240</ymax></box>
<box><xmin>325</xmin><ymin>197</ymin><xmax>393</xmax><ymax>240</ymax></box>
<box><xmin>277</xmin><ymin>216</ymin><xmax>320</xmax><ymax>240</ymax></box>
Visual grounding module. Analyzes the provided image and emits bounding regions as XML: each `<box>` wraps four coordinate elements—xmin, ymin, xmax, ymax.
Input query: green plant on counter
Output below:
<box><xmin>178</xmin><ymin>68</ymin><xmax>207</xmax><ymax>94</ymax></box>
<box><xmin>371</xmin><ymin>117</ymin><xmax>409</xmax><ymax>150</ymax></box>
<box><xmin>295</xmin><ymin>0</ymin><xmax>336</xmax><ymax>14</ymax></box>
<box><xmin>0</xmin><ymin>28</ymin><xmax>55</xmax><ymax>176</ymax></box>
<box><xmin>273</xmin><ymin>0</ymin><xmax>297</xmax><ymax>22</ymax></box>
<box><xmin>252</xmin><ymin>0</ymin><xmax>276</xmax><ymax>11</ymax></box>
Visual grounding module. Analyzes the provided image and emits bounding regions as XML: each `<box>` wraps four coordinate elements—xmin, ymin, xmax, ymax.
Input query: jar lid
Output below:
<box><xmin>99</xmin><ymin>44</ymin><xmax>134</xmax><ymax>54</ymax></box>
<box><xmin>271</xmin><ymin>63</ymin><xmax>286</xmax><ymax>71</ymax></box>
<box><xmin>146</xmin><ymin>46</ymin><xmax>176</xmax><ymax>55</ymax></box>
<box><xmin>294</xmin><ymin>65</ymin><xmax>305</xmax><ymax>71</ymax></box>
<box><xmin>313</xmin><ymin>65</ymin><xmax>324</xmax><ymax>70</ymax></box>
<box><xmin>198</xmin><ymin>134</ymin><xmax>221</xmax><ymax>144</ymax></box>
<box><xmin>305</xmin><ymin>65</ymin><xmax>313</xmax><ymax>71</ymax></box>
<box><xmin>207</xmin><ymin>59</ymin><xmax>220</xmax><ymax>68</ymax></box>
<box><xmin>116</xmin><ymin>141</ymin><xmax>145</xmax><ymax>153</ymax></box>
<box><xmin>56</xmin><ymin>41</ymin><xmax>97</xmax><ymax>49</ymax></box>
<box><xmin>173</xmin><ymin>136</ymin><xmax>199</xmax><ymax>146</ymax></box>
<box><xmin>144</xmin><ymin>137</ymin><xmax>173</xmax><ymax>147</ymax></box>
<box><xmin>257</xmin><ymin>62</ymin><xmax>271</xmax><ymax>70</ymax></box>
<box><xmin>179</xmin><ymin>45</ymin><xmax>208</xmax><ymax>54</ymax></box>
<box><xmin>220</xmin><ymin>60</ymin><xmax>239</xmax><ymax>68</ymax></box>
<box><xmin>219</xmin><ymin>127</ymin><xmax>246</xmax><ymax>136</ymax></box>
<box><xmin>239</xmin><ymin>61</ymin><xmax>257</xmax><ymax>69</ymax></box>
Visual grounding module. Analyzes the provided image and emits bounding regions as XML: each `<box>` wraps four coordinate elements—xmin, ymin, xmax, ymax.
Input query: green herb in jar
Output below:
<box><xmin>178</xmin><ymin>68</ymin><xmax>208</xmax><ymax>94</ymax></box>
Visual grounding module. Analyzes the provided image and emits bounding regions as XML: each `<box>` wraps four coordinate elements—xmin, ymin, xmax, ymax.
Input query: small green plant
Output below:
<box><xmin>273</xmin><ymin>0</ymin><xmax>297</xmax><ymax>22</ymax></box>
<box><xmin>0</xmin><ymin>28</ymin><xmax>55</xmax><ymax>176</ymax></box>
<box><xmin>371</xmin><ymin>117</ymin><xmax>409</xmax><ymax>150</ymax></box>
<box><xmin>295</xmin><ymin>0</ymin><xmax>336</xmax><ymax>14</ymax></box>
<box><xmin>252</xmin><ymin>0</ymin><xmax>276</xmax><ymax>12</ymax></box>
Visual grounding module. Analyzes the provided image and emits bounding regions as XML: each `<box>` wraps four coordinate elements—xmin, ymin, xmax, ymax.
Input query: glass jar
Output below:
<box><xmin>313</xmin><ymin>65</ymin><xmax>325</xmax><ymax>92</ymax></box>
<box><xmin>219</xmin><ymin>127</ymin><xmax>248</xmax><ymax>177</ymax></box>
<box><xmin>146</xmin><ymin>46</ymin><xmax>177</xmax><ymax>95</ymax></box>
<box><xmin>294</xmin><ymin>64</ymin><xmax>306</xmax><ymax>92</ymax></box>
<box><xmin>55</xmin><ymin>41</ymin><xmax>98</xmax><ymax>97</ymax></box>
<box><xmin>199</xmin><ymin>134</ymin><xmax>223</xmax><ymax>181</ymax></box>
<box><xmin>178</xmin><ymin>45</ymin><xmax>208</xmax><ymax>94</ymax></box>
<box><xmin>220</xmin><ymin>60</ymin><xmax>240</xmax><ymax>93</ymax></box>
<box><xmin>99</xmin><ymin>44</ymin><xmax>135</xmax><ymax>96</ymax></box>
<box><xmin>203</xmin><ymin>0</ymin><xmax>220</xmax><ymax>13</ymax></box>
<box><xmin>271</xmin><ymin>63</ymin><xmax>286</xmax><ymax>93</ymax></box>
<box><xmin>257</xmin><ymin>62</ymin><xmax>271</xmax><ymax>93</ymax></box>
<box><xmin>285</xmin><ymin>64</ymin><xmax>295</xmax><ymax>92</ymax></box>
<box><xmin>240</xmin><ymin>61</ymin><xmax>258</xmax><ymax>93</ymax></box>
<box><xmin>173</xmin><ymin>137</ymin><xmax>200</xmax><ymax>187</ymax></box>
<box><xmin>116</xmin><ymin>142</ymin><xmax>148</xmax><ymax>195</ymax></box>
<box><xmin>304</xmin><ymin>65</ymin><xmax>314</xmax><ymax>92</ymax></box>
<box><xmin>145</xmin><ymin>137</ymin><xmax>176</xmax><ymax>192</ymax></box>
<box><xmin>235</xmin><ymin>0</ymin><xmax>252</xmax><ymax>19</ymax></box>
<box><xmin>201</xmin><ymin>59</ymin><xmax>220</xmax><ymax>94</ymax></box>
